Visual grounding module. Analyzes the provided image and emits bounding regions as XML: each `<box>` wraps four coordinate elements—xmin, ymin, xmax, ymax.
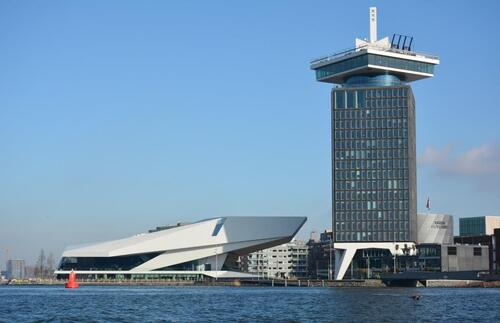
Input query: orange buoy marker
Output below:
<box><xmin>65</xmin><ymin>270</ymin><xmax>79</xmax><ymax>289</ymax></box>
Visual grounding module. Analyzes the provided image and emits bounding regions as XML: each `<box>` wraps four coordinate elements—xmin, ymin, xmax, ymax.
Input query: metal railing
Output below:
<box><xmin>310</xmin><ymin>44</ymin><xmax>439</xmax><ymax>68</ymax></box>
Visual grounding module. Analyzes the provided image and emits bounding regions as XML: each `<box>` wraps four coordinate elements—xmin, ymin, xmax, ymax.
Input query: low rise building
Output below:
<box><xmin>454</xmin><ymin>228</ymin><xmax>500</xmax><ymax>273</ymax></box>
<box><xmin>397</xmin><ymin>243</ymin><xmax>489</xmax><ymax>274</ymax></box>
<box><xmin>307</xmin><ymin>230</ymin><xmax>333</xmax><ymax>279</ymax></box>
<box><xmin>415</xmin><ymin>214</ymin><xmax>488</xmax><ymax>272</ymax></box>
<box><xmin>440</xmin><ymin>244</ymin><xmax>489</xmax><ymax>272</ymax></box>
<box><xmin>345</xmin><ymin>213</ymin><xmax>491</xmax><ymax>278</ymax></box>
<box><xmin>246</xmin><ymin>240</ymin><xmax>308</xmax><ymax>279</ymax></box>
<box><xmin>6</xmin><ymin>259</ymin><xmax>26</xmax><ymax>279</ymax></box>
<box><xmin>459</xmin><ymin>215</ymin><xmax>500</xmax><ymax>236</ymax></box>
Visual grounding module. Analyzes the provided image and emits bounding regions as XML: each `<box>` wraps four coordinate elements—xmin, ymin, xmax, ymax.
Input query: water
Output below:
<box><xmin>0</xmin><ymin>286</ymin><xmax>499</xmax><ymax>322</ymax></box>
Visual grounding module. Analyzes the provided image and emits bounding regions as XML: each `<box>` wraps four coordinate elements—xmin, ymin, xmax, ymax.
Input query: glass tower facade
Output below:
<box><xmin>332</xmin><ymin>77</ymin><xmax>417</xmax><ymax>243</ymax></box>
<box><xmin>311</xmin><ymin>7</ymin><xmax>438</xmax><ymax>280</ymax></box>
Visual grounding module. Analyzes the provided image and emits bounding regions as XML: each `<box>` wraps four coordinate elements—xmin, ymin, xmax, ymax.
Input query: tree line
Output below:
<box><xmin>35</xmin><ymin>249</ymin><xmax>56</xmax><ymax>279</ymax></box>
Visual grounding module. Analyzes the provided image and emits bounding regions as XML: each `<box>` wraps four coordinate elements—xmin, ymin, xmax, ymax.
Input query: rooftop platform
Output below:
<box><xmin>310</xmin><ymin>44</ymin><xmax>440</xmax><ymax>84</ymax></box>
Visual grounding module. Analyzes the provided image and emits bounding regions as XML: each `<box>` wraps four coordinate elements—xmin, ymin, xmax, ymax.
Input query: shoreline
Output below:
<box><xmin>2</xmin><ymin>279</ymin><xmax>500</xmax><ymax>288</ymax></box>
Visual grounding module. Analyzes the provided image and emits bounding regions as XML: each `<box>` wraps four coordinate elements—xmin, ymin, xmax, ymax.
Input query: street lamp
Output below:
<box><xmin>393</xmin><ymin>244</ymin><xmax>399</xmax><ymax>274</ymax></box>
<box><xmin>328</xmin><ymin>238</ymin><xmax>333</xmax><ymax>280</ymax></box>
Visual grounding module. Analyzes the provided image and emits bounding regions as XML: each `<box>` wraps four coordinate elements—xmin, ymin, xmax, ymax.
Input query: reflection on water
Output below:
<box><xmin>0</xmin><ymin>286</ymin><xmax>499</xmax><ymax>322</ymax></box>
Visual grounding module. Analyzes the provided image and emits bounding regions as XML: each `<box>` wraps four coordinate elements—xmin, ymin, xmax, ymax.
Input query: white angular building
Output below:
<box><xmin>55</xmin><ymin>216</ymin><xmax>306</xmax><ymax>280</ymax></box>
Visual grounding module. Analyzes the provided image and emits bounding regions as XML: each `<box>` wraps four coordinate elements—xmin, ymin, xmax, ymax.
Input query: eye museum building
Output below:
<box><xmin>55</xmin><ymin>216</ymin><xmax>306</xmax><ymax>280</ymax></box>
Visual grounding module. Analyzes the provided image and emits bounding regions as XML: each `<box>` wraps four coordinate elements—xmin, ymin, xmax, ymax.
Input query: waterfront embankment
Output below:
<box><xmin>2</xmin><ymin>278</ymin><xmax>500</xmax><ymax>288</ymax></box>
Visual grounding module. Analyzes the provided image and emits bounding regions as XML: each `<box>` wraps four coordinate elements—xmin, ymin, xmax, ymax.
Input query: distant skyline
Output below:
<box><xmin>1</xmin><ymin>1</ymin><xmax>499</xmax><ymax>266</ymax></box>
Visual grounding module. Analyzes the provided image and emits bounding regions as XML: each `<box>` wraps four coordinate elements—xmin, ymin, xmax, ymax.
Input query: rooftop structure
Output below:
<box><xmin>148</xmin><ymin>222</ymin><xmax>192</xmax><ymax>233</ymax></box>
<box><xmin>310</xmin><ymin>7</ymin><xmax>439</xmax><ymax>85</ymax></box>
<box><xmin>459</xmin><ymin>215</ymin><xmax>500</xmax><ymax>237</ymax></box>
<box><xmin>417</xmin><ymin>213</ymin><xmax>453</xmax><ymax>244</ymax></box>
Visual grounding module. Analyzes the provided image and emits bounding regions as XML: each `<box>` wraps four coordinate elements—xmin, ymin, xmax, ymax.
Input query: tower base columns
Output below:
<box><xmin>333</xmin><ymin>242</ymin><xmax>416</xmax><ymax>280</ymax></box>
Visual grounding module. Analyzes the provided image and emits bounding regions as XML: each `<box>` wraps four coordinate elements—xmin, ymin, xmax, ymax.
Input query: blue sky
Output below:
<box><xmin>1</xmin><ymin>1</ymin><xmax>499</xmax><ymax>266</ymax></box>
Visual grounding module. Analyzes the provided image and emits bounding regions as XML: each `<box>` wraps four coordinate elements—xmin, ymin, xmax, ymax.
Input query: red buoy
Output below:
<box><xmin>65</xmin><ymin>270</ymin><xmax>79</xmax><ymax>289</ymax></box>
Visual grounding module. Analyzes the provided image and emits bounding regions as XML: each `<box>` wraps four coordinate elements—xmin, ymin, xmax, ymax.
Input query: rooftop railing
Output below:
<box><xmin>310</xmin><ymin>44</ymin><xmax>439</xmax><ymax>68</ymax></box>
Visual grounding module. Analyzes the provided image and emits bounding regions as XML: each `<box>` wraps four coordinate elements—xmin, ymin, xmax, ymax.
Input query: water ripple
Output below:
<box><xmin>0</xmin><ymin>286</ymin><xmax>499</xmax><ymax>322</ymax></box>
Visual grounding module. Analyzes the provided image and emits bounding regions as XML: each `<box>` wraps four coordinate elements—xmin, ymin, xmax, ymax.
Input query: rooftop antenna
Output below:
<box><xmin>370</xmin><ymin>7</ymin><xmax>377</xmax><ymax>43</ymax></box>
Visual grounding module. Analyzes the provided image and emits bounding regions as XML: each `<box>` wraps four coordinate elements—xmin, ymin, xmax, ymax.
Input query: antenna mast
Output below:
<box><xmin>370</xmin><ymin>7</ymin><xmax>377</xmax><ymax>43</ymax></box>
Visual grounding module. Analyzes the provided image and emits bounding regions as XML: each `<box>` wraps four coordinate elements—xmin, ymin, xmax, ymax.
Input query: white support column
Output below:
<box><xmin>334</xmin><ymin>247</ymin><xmax>357</xmax><ymax>280</ymax></box>
<box><xmin>333</xmin><ymin>242</ymin><xmax>416</xmax><ymax>280</ymax></box>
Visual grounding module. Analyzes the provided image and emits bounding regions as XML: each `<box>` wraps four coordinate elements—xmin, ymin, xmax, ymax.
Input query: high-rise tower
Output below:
<box><xmin>310</xmin><ymin>7</ymin><xmax>439</xmax><ymax>280</ymax></box>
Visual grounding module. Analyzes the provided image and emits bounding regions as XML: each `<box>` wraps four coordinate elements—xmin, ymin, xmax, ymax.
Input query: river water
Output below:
<box><xmin>0</xmin><ymin>286</ymin><xmax>499</xmax><ymax>322</ymax></box>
